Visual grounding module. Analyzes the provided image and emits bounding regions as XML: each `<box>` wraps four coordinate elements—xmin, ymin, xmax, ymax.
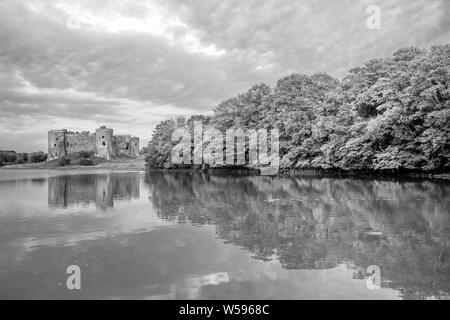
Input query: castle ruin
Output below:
<box><xmin>48</xmin><ymin>126</ymin><xmax>139</xmax><ymax>161</ymax></box>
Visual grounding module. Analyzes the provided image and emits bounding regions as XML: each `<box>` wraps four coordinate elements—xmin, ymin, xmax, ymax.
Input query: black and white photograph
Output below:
<box><xmin>0</xmin><ymin>0</ymin><xmax>449</xmax><ymax>306</ymax></box>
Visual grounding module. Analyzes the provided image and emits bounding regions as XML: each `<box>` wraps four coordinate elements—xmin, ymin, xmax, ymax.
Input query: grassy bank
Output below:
<box><xmin>1</xmin><ymin>154</ymin><xmax>146</xmax><ymax>171</ymax></box>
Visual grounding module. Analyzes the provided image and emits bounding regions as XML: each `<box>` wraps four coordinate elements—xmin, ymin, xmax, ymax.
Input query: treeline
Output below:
<box><xmin>0</xmin><ymin>150</ymin><xmax>47</xmax><ymax>167</ymax></box>
<box><xmin>146</xmin><ymin>45</ymin><xmax>450</xmax><ymax>172</ymax></box>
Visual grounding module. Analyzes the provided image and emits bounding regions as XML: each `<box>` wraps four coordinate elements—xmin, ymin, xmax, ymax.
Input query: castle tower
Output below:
<box><xmin>48</xmin><ymin>129</ymin><xmax>67</xmax><ymax>160</ymax></box>
<box><xmin>130</xmin><ymin>137</ymin><xmax>140</xmax><ymax>156</ymax></box>
<box><xmin>95</xmin><ymin>126</ymin><xmax>114</xmax><ymax>160</ymax></box>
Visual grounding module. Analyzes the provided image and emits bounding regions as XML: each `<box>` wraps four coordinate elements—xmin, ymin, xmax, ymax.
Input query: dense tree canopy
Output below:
<box><xmin>146</xmin><ymin>45</ymin><xmax>450</xmax><ymax>172</ymax></box>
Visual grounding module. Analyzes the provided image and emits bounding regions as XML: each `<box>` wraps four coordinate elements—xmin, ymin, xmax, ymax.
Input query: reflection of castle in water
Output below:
<box><xmin>48</xmin><ymin>173</ymin><xmax>140</xmax><ymax>209</ymax></box>
<box><xmin>145</xmin><ymin>172</ymin><xmax>450</xmax><ymax>300</ymax></box>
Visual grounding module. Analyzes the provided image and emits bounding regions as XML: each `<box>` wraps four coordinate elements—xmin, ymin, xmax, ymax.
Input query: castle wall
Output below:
<box><xmin>66</xmin><ymin>132</ymin><xmax>96</xmax><ymax>154</ymax></box>
<box><xmin>130</xmin><ymin>137</ymin><xmax>140</xmax><ymax>156</ymax></box>
<box><xmin>114</xmin><ymin>135</ymin><xmax>132</xmax><ymax>156</ymax></box>
<box><xmin>48</xmin><ymin>129</ymin><xmax>67</xmax><ymax>160</ymax></box>
<box><xmin>113</xmin><ymin>135</ymin><xmax>140</xmax><ymax>156</ymax></box>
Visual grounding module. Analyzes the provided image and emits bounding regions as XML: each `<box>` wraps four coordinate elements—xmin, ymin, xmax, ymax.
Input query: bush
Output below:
<box><xmin>80</xmin><ymin>150</ymin><xmax>93</xmax><ymax>158</ymax></box>
<box><xmin>16</xmin><ymin>158</ymin><xmax>25</xmax><ymax>164</ymax></box>
<box><xmin>30</xmin><ymin>152</ymin><xmax>47</xmax><ymax>163</ymax></box>
<box><xmin>58</xmin><ymin>156</ymin><xmax>71</xmax><ymax>166</ymax></box>
<box><xmin>0</xmin><ymin>151</ymin><xmax>17</xmax><ymax>163</ymax></box>
<box><xmin>18</xmin><ymin>153</ymin><xmax>29</xmax><ymax>162</ymax></box>
<box><xmin>0</xmin><ymin>159</ymin><xmax>4</xmax><ymax>167</ymax></box>
<box><xmin>80</xmin><ymin>158</ymin><xmax>94</xmax><ymax>166</ymax></box>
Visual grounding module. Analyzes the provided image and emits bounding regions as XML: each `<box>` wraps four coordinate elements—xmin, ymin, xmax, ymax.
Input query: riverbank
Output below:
<box><xmin>3</xmin><ymin>160</ymin><xmax>449</xmax><ymax>181</ymax></box>
<box><xmin>0</xmin><ymin>156</ymin><xmax>146</xmax><ymax>171</ymax></box>
<box><xmin>145</xmin><ymin>165</ymin><xmax>450</xmax><ymax>181</ymax></box>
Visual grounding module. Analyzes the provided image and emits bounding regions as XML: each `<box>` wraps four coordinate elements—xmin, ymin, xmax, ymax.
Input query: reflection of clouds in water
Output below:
<box><xmin>179</xmin><ymin>272</ymin><xmax>230</xmax><ymax>299</ymax></box>
<box><xmin>143</xmin><ymin>273</ymin><xmax>231</xmax><ymax>299</ymax></box>
<box><xmin>151</xmin><ymin>264</ymin><xmax>399</xmax><ymax>300</ymax></box>
<box><xmin>8</xmin><ymin>205</ymin><xmax>175</xmax><ymax>262</ymax></box>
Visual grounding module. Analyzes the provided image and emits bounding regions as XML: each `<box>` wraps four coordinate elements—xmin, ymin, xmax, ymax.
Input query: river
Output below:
<box><xmin>0</xmin><ymin>170</ymin><xmax>449</xmax><ymax>299</ymax></box>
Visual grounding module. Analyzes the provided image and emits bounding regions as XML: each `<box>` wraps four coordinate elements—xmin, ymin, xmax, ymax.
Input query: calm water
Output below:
<box><xmin>0</xmin><ymin>170</ymin><xmax>449</xmax><ymax>299</ymax></box>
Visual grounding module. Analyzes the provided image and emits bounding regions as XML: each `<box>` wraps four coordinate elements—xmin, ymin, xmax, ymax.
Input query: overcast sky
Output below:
<box><xmin>0</xmin><ymin>0</ymin><xmax>449</xmax><ymax>152</ymax></box>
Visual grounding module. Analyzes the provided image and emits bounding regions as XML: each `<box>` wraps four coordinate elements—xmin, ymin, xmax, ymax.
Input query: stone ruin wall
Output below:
<box><xmin>113</xmin><ymin>135</ymin><xmax>130</xmax><ymax>156</ymax></box>
<box><xmin>48</xmin><ymin>129</ymin><xmax>67</xmax><ymax>160</ymax></box>
<box><xmin>66</xmin><ymin>131</ymin><xmax>96</xmax><ymax>154</ymax></box>
<box><xmin>113</xmin><ymin>135</ymin><xmax>140</xmax><ymax>157</ymax></box>
<box><xmin>130</xmin><ymin>137</ymin><xmax>140</xmax><ymax>156</ymax></box>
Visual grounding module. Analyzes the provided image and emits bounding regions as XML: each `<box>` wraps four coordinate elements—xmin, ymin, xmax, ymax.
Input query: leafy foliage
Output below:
<box><xmin>30</xmin><ymin>152</ymin><xmax>47</xmax><ymax>163</ymax></box>
<box><xmin>80</xmin><ymin>158</ymin><xmax>94</xmax><ymax>166</ymax></box>
<box><xmin>58</xmin><ymin>156</ymin><xmax>71</xmax><ymax>166</ymax></box>
<box><xmin>79</xmin><ymin>150</ymin><xmax>93</xmax><ymax>159</ymax></box>
<box><xmin>0</xmin><ymin>151</ymin><xmax>17</xmax><ymax>163</ymax></box>
<box><xmin>146</xmin><ymin>45</ymin><xmax>450</xmax><ymax>172</ymax></box>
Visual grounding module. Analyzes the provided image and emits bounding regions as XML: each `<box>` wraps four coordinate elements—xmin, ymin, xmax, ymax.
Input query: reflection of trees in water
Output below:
<box><xmin>48</xmin><ymin>173</ymin><xmax>140</xmax><ymax>209</ymax></box>
<box><xmin>145</xmin><ymin>172</ymin><xmax>450</xmax><ymax>299</ymax></box>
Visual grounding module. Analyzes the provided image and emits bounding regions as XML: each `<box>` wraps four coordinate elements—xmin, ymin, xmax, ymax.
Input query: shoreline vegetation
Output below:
<box><xmin>0</xmin><ymin>150</ymin><xmax>47</xmax><ymax>167</ymax></box>
<box><xmin>145</xmin><ymin>45</ymin><xmax>450</xmax><ymax>179</ymax></box>
<box><xmin>2</xmin><ymin>160</ymin><xmax>449</xmax><ymax>181</ymax></box>
<box><xmin>145</xmin><ymin>166</ymin><xmax>450</xmax><ymax>181</ymax></box>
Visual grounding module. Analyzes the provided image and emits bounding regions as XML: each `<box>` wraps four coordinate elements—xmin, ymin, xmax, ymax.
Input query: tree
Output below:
<box><xmin>0</xmin><ymin>151</ymin><xmax>17</xmax><ymax>163</ymax></box>
<box><xmin>30</xmin><ymin>152</ymin><xmax>47</xmax><ymax>163</ymax></box>
<box><xmin>18</xmin><ymin>153</ymin><xmax>29</xmax><ymax>163</ymax></box>
<box><xmin>146</xmin><ymin>44</ymin><xmax>450</xmax><ymax>173</ymax></box>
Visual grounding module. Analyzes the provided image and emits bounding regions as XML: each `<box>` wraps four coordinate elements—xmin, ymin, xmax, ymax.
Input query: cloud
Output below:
<box><xmin>0</xmin><ymin>0</ymin><xmax>448</xmax><ymax>151</ymax></box>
